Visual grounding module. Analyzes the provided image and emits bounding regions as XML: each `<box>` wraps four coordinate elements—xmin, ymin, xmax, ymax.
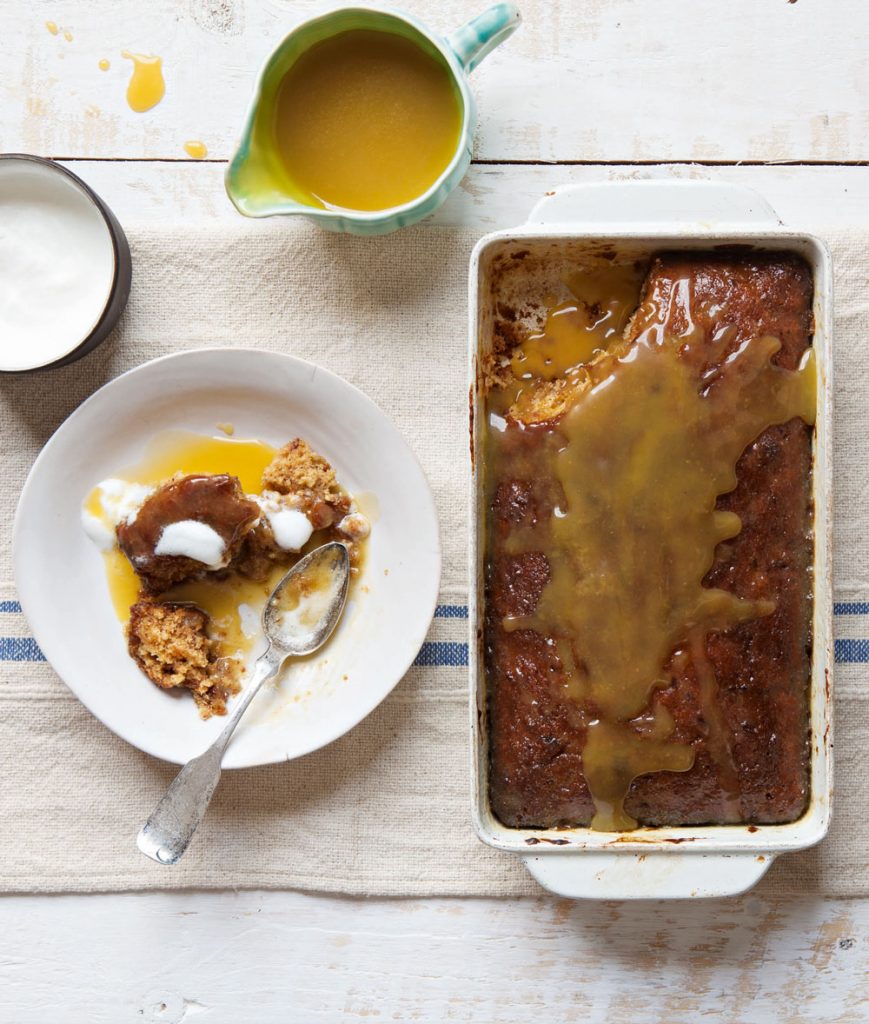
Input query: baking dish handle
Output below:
<box><xmin>527</xmin><ymin>180</ymin><xmax>782</xmax><ymax>229</ymax></box>
<box><xmin>522</xmin><ymin>850</ymin><xmax>774</xmax><ymax>900</ymax></box>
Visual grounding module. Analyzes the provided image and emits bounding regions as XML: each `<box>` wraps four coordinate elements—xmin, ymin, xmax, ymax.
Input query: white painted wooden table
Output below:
<box><xmin>3</xmin><ymin>1</ymin><xmax>868</xmax><ymax>1020</ymax></box>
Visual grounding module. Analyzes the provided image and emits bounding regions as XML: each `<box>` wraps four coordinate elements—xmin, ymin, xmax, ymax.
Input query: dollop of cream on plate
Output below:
<box><xmin>82</xmin><ymin>478</ymin><xmax>155</xmax><ymax>552</ymax></box>
<box><xmin>154</xmin><ymin>520</ymin><xmax>227</xmax><ymax>567</ymax></box>
<box><xmin>269</xmin><ymin>508</ymin><xmax>314</xmax><ymax>551</ymax></box>
<box><xmin>80</xmin><ymin>510</ymin><xmax>116</xmax><ymax>551</ymax></box>
<box><xmin>96</xmin><ymin>478</ymin><xmax>154</xmax><ymax>527</ymax></box>
<box><xmin>337</xmin><ymin>511</ymin><xmax>370</xmax><ymax>541</ymax></box>
<box><xmin>237</xmin><ymin>602</ymin><xmax>260</xmax><ymax>639</ymax></box>
<box><xmin>254</xmin><ymin>493</ymin><xmax>314</xmax><ymax>551</ymax></box>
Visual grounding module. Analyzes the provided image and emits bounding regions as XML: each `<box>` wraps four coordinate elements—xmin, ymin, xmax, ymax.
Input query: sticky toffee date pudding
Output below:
<box><xmin>118</xmin><ymin>474</ymin><xmax>260</xmax><ymax>593</ymax></box>
<box><xmin>84</xmin><ymin>437</ymin><xmax>370</xmax><ymax>718</ymax></box>
<box><xmin>484</xmin><ymin>253</ymin><xmax>816</xmax><ymax>831</ymax></box>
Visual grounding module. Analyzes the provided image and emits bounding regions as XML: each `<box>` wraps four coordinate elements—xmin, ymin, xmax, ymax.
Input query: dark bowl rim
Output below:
<box><xmin>0</xmin><ymin>152</ymin><xmax>130</xmax><ymax>374</ymax></box>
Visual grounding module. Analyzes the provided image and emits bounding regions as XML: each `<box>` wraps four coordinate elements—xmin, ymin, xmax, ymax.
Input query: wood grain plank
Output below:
<box><xmin>57</xmin><ymin>158</ymin><xmax>869</xmax><ymax>229</ymax></box>
<box><xmin>8</xmin><ymin>0</ymin><xmax>869</xmax><ymax>162</ymax></box>
<box><xmin>0</xmin><ymin>891</ymin><xmax>866</xmax><ymax>1023</ymax></box>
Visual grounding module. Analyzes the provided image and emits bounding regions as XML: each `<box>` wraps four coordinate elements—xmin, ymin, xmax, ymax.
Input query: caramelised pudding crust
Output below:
<box><xmin>485</xmin><ymin>253</ymin><xmax>815</xmax><ymax>831</ymax></box>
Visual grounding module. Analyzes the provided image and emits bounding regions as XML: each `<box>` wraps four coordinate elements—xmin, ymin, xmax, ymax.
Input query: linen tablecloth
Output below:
<box><xmin>1</xmin><ymin>222</ymin><xmax>865</xmax><ymax>895</ymax></box>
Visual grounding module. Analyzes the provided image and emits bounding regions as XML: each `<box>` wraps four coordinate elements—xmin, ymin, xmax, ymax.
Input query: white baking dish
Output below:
<box><xmin>468</xmin><ymin>180</ymin><xmax>833</xmax><ymax>899</ymax></box>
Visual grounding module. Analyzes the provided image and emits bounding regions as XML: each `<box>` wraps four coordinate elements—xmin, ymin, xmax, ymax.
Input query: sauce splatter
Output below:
<box><xmin>98</xmin><ymin>58</ymin><xmax>110</xmax><ymax>71</ymax></box>
<box><xmin>121</xmin><ymin>51</ymin><xmax>165</xmax><ymax>112</ymax></box>
<box><xmin>183</xmin><ymin>140</ymin><xmax>208</xmax><ymax>159</ymax></box>
<box><xmin>45</xmin><ymin>21</ymin><xmax>59</xmax><ymax>35</ymax></box>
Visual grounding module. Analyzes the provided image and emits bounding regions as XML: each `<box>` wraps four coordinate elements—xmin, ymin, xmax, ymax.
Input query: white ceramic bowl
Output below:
<box><xmin>14</xmin><ymin>348</ymin><xmax>440</xmax><ymax>767</ymax></box>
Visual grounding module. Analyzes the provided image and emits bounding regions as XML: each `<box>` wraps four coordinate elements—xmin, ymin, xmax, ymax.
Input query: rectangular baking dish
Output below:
<box><xmin>467</xmin><ymin>180</ymin><xmax>833</xmax><ymax>899</ymax></box>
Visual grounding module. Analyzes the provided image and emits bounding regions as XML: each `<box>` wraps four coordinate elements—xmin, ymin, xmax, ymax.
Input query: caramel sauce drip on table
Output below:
<box><xmin>121</xmin><ymin>51</ymin><xmax>165</xmax><ymax>112</ymax></box>
<box><xmin>489</xmin><ymin>267</ymin><xmax>816</xmax><ymax>830</ymax></box>
<box><xmin>183</xmin><ymin>140</ymin><xmax>208</xmax><ymax>160</ymax></box>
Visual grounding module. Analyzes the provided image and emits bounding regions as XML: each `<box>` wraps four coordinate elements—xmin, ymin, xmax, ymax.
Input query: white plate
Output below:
<box><xmin>13</xmin><ymin>348</ymin><xmax>440</xmax><ymax>768</ymax></box>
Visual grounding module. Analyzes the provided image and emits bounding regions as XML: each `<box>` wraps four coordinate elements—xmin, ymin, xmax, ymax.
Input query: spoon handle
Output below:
<box><xmin>136</xmin><ymin>648</ymin><xmax>282</xmax><ymax>865</ymax></box>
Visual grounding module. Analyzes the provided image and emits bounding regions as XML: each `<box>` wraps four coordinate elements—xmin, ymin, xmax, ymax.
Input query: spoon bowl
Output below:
<box><xmin>137</xmin><ymin>542</ymin><xmax>351</xmax><ymax>864</ymax></box>
<box><xmin>265</xmin><ymin>541</ymin><xmax>349</xmax><ymax>656</ymax></box>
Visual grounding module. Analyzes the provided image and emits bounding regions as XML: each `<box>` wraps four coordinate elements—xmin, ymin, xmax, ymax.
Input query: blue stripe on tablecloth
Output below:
<box><xmin>0</xmin><ymin>636</ymin><xmax>472</xmax><ymax>668</ymax></box>
<box><xmin>434</xmin><ymin>605</ymin><xmax>468</xmax><ymax>619</ymax></box>
<box><xmin>0</xmin><ymin>601</ymin><xmax>469</xmax><ymax>619</ymax></box>
<box><xmin>834</xmin><ymin>639</ymin><xmax>869</xmax><ymax>664</ymax></box>
<box><xmin>833</xmin><ymin>602</ymin><xmax>869</xmax><ymax>616</ymax></box>
<box><xmin>3</xmin><ymin>604</ymin><xmax>869</xmax><ymax>666</ymax></box>
<box><xmin>8</xmin><ymin>602</ymin><xmax>866</xmax><ymax>620</ymax></box>
<box><xmin>0</xmin><ymin>637</ymin><xmax>46</xmax><ymax>662</ymax></box>
<box><xmin>412</xmin><ymin>642</ymin><xmax>468</xmax><ymax>668</ymax></box>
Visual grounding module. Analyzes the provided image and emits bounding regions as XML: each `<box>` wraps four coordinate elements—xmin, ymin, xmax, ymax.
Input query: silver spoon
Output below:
<box><xmin>136</xmin><ymin>541</ymin><xmax>350</xmax><ymax>865</ymax></box>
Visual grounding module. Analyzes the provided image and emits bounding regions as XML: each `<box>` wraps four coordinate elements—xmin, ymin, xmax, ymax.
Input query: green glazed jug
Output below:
<box><xmin>225</xmin><ymin>4</ymin><xmax>521</xmax><ymax>235</ymax></box>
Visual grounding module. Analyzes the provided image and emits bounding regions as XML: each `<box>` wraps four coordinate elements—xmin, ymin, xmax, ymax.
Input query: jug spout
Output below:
<box><xmin>225</xmin><ymin>136</ymin><xmax>309</xmax><ymax>219</ymax></box>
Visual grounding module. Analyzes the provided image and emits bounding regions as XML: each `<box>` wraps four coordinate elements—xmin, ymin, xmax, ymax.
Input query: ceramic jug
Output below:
<box><xmin>225</xmin><ymin>4</ymin><xmax>521</xmax><ymax>235</ymax></box>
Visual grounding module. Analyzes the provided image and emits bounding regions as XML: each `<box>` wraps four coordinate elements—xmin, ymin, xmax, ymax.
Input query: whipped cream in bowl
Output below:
<box><xmin>0</xmin><ymin>155</ymin><xmax>132</xmax><ymax>373</ymax></box>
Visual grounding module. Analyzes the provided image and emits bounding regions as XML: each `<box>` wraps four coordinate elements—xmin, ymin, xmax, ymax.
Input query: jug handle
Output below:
<box><xmin>446</xmin><ymin>4</ymin><xmax>522</xmax><ymax>74</ymax></box>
